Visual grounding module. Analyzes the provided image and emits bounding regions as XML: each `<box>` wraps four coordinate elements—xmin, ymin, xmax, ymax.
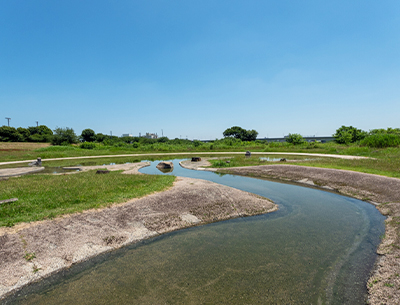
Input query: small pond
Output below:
<box><xmin>6</xmin><ymin>159</ymin><xmax>385</xmax><ymax>304</ymax></box>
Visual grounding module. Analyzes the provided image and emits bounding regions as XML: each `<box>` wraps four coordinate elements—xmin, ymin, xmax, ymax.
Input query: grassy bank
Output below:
<box><xmin>209</xmin><ymin>148</ymin><xmax>400</xmax><ymax>178</ymax></box>
<box><xmin>1</xmin><ymin>141</ymin><xmax>400</xmax><ymax>177</ymax></box>
<box><xmin>0</xmin><ymin>170</ymin><xmax>175</xmax><ymax>227</ymax></box>
<box><xmin>0</xmin><ymin>141</ymin><xmax>377</xmax><ymax>163</ymax></box>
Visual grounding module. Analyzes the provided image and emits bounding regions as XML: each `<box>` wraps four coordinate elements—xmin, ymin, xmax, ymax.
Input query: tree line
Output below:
<box><xmin>1</xmin><ymin>125</ymin><xmax>400</xmax><ymax>148</ymax></box>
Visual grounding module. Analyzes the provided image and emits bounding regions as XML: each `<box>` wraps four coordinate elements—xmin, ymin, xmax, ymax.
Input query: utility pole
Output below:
<box><xmin>161</xmin><ymin>129</ymin><xmax>163</xmax><ymax>137</ymax></box>
<box><xmin>36</xmin><ymin>121</ymin><xmax>38</xmax><ymax>127</ymax></box>
<box><xmin>5</xmin><ymin>117</ymin><xmax>11</xmax><ymax>126</ymax></box>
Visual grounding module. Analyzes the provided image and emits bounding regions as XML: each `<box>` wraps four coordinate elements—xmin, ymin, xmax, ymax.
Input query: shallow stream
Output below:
<box><xmin>7</xmin><ymin>159</ymin><xmax>385</xmax><ymax>304</ymax></box>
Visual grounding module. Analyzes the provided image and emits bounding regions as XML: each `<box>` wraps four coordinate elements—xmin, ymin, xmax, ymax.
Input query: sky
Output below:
<box><xmin>1</xmin><ymin>1</ymin><xmax>399</xmax><ymax>140</ymax></box>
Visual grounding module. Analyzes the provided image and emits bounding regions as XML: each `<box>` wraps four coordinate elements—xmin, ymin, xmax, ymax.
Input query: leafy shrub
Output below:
<box><xmin>360</xmin><ymin>134</ymin><xmax>400</xmax><ymax>148</ymax></box>
<box><xmin>306</xmin><ymin>142</ymin><xmax>321</xmax><ymax>149</ymax></box>
<box><xmin>52</xmin><ymin>127</ymin><xmax>78</xmax><ymax>145</ymax></box>
<box><xmin>79</xmin><ymin>142</ymin><xmax>97</xmax><ymax>149</ymax></box>
<box><xmin>285</xmin><ymin>133</ymin><xmax>305</xmax><ymax>145</ymax></box>
<box><xmin>132</xmin><ymin>142</ymin><xmax>140</xmax><ymax>148</ymax></box>
<box><xmin>193</xmin><ymin>140</ymin><xmax>202</xmax><ymax>147</ymax></box>
<box><xmin>211</xmin><ymin>160</ymin><xmax>230</xmax><ymax>167</ymax></box>
<box><xmin>333</xmin><ymin>126</ymin><xmax>367</xmax><ymax>144</ymax></box>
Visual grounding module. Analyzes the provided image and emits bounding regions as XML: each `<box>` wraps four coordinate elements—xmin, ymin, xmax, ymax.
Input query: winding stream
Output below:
<box><xmin>6</xmin><ymin>159</ymin><xmax>385</xmax><ymax>304</ymax></box>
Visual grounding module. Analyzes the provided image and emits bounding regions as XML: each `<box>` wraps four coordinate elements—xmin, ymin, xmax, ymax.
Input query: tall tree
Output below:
<box><xmin>223</xmin><ymin>126</ymin><xmax>258</xmax><ymax>141</ymax></box>
<box><xmin>52</xmin><ymin>127</ymin><xmax>78</xmax><ymax>145</ymax></box>
<box><xmin>81</xmin><ymin>128</ymin><xmax>96</xmax><ymax>142</ymax></box>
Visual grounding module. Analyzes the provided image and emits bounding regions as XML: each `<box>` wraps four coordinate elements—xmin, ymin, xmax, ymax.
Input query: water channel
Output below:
<box><xmin>6</xmin><ymin>159</ymin><xmax>385</xmax><ymax>304</ymax></box>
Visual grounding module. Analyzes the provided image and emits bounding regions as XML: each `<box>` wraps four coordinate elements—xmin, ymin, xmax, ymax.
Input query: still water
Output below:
<box><xmin>7</xmin><ymin>159</ymin><xmax>385</xmax><ymax>304</ymax></box>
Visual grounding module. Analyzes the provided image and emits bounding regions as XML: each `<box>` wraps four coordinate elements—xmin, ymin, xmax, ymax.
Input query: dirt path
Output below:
<box><xmin>0</xmin><ymin>167</ymin><xmax>44</xmax><ymax>178</ymax></box>
<box><xmin>0</xmin><ymin>151</ymin><xmax>369</xmax><ymax>166</ymax></box>
<box><xmin>0</xmin><ymin>164</ymin><xmax>276</xmax><ymax>301</ymax></box>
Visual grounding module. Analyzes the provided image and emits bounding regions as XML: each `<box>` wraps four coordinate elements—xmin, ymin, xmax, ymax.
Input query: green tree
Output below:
<box><xmin>52</xmin><ymin>127</ymin><xmax>78</xmax><ymax>145</ymax></box>
<box><xmin>16</xmin><ymin>127</ymin><xmax>30</xmax><ymax>142</ymax></box>
<box><xmin>28</xmin><ymin>125</ymin><xmax>53</xmax><ymax>142</ymax></box>
<box><xmin>0</xmin><ymin>126</ymin><xmax>23</xmax><ymax>142</ymax></box>
<box><xmin>81</xmin><ymin>128</ymin><xmax>96</xmax><ymax>142</ymax></box>
<box><xmin>285</xmin><ymin>133</ymin><xmax>305</xmax><ymax>145</ymax></box>
<box><xmin>95</xmin><ymin>133</ymin><xmax>107</xmax><ymax>143</ymax></box>
<box><xmin>333</xmin><ymin>126</ymin><xmax>367</xmax><ymax>144</ymax></box>
<box><xmin>369</xmin><ymin>127</ymin><xmax>400</xmax><ymax>135</ymax></box>
<box><xmin>223</xmin><ymin>126</ymin><xmax>258</xmax><ymax>141</ymax></box>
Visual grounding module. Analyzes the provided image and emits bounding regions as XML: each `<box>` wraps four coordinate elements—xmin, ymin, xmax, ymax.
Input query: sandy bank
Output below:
<box><xmin>0</xmin><ymin>167</ymin><xmax>276</xmax><ymax>301</ymax></box>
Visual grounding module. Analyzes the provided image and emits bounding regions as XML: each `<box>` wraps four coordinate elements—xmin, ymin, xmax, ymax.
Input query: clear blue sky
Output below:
<box><xmin>1</xmin><ymin>1</ymin><xmax>399</xmax><ymax>140</ymax></box>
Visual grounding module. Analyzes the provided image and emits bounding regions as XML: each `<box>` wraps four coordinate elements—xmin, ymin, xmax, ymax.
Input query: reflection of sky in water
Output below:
<box><xmin>11</xmin><ymin>159</ymin><xmax>385</xmax><ymax>305</ymax></box>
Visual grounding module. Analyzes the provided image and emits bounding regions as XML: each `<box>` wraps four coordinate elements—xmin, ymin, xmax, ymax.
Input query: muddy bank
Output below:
<box><xmin>0</xmin><ymin>174</ymin><xmax>276</xmax><ymax>301</ymax></box>
<box><xmin>216</xmin><ymin>164</ymin><xmax>400</xmax><ymax>305</ymax></box>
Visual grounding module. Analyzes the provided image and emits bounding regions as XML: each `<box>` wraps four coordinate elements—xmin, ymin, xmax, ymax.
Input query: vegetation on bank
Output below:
<box><xmin>209</xmin><ymin>151</ymin><xmax>400</xmax><ymax>178</ymax></box>
<box><xmin>0</xmin><ymin>170</ymin><xmax>175</xmax><ymax>227</ymax></box>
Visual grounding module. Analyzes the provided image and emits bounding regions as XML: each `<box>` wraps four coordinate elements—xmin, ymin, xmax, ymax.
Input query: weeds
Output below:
<box><xmin>24</xmin><ymin>252</ymin><xmax>36</xmax><ymax>261</ymax></box>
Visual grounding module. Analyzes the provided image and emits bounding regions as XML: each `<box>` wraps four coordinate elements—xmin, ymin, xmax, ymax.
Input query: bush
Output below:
<box><xmin>79</xmin><ymin>142</ymin><xmax>97</xmax><ymax>149</ymax></box>
<box><xmin>306</xmin><ymin>142</ymin><xmax>321</xmax><ymax>149</ymax></box>
<box><xmin>0</xmin><ymin>126</ymin><xmax>24</xmax><ymax>142</ymax></box>
<box><xmin>285</xmin><ymin>133</ymin><xmax>305</xmax><ymax>145</ymax></box>
<box><xmin>193</xmin><ymin>140</ymin><xmax>202</xmax><ymax>147</ymax></box>
<box><xmin>333</xmin><ymin>126</ymin><xmax>367</xmax><ymax>144</ymax></box>
<box><xmin>360</xmin><ymin>134</ymin><xmax>400</xmax><ymax>148</ymax></box>
<box><xmin>52</xmin><ymin>127</ymin><xmax>79</xmax><ymax>145</ymax></box>
<box><xmin>211</xmin><ymin>160</ymin><xmax>230</xmax><ymax>167</ymax></box>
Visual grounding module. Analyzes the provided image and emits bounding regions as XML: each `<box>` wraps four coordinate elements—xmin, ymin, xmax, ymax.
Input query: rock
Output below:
<box><xmin>29</xmin><ymin>157</ymin><xmax>42</xmax><ymax>167</ymax></box>
<box><xmin>191</xmin><ymin>157</ymin><xmax>201</xmax><ymax>162</ymax></box>
<box><xmin>156</xmin><ymin>162</ymin><xmax>174</xmax><ymax>169</ymax></box>
<box><xmin>96</xmin><ymin>170</ymin><xmax>110</xmax><ymax>174</ymax></box>
<box><xmin>245</xmin><ymin>151</ymin><xmax>251</xmax><ymax>157</ymax></box>
<box><xmin>0</xmin><ymin>198</ymin><xmax>18</xmax><ymax>205</ymax></box>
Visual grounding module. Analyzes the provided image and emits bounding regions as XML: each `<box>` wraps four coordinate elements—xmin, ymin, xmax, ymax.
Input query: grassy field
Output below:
<box><xmin>1</xmin><ymin>142</ymin><xmax>399</xmax><ymax>177</ymax></box>
<box><xmin>0</xmin><ymin>141</ymin><xmax>379</xmax><ymax>163</ymax></box>
<box><xmin>0</xmin><ymin>170</ymin><xmax>175</xmax><ymax>227</ymax></box>
<box><xmin>1</xmin><ymin>141</ymin><xmax>399</xmax><ymax>227</ymax></box>
<box><xmin>209</xmin><ymin>149</ymin><xmax>400</xmax><ymax>178</ymax></box>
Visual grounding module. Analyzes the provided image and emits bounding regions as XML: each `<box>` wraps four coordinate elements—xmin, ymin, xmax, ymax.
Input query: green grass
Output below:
<box><xmin>209</xmin><ymin>149</ymin><xmax>400</xmax><ymax>178</ymax></box>
<box><xmin>0</xmin><ymin>170</ymin><xmax>175</xmax><ymax>227</ymax></box>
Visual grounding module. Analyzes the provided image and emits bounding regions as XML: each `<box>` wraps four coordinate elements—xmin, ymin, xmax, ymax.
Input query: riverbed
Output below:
<box><xmin>4</xmin><ymin>159</ymin><xmax>385</xmax><ymax>304</ymax></box>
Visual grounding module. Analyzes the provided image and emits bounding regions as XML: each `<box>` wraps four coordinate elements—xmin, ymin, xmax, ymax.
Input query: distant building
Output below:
<box><xmin>143</xmin><ymin>133</ymin><xmax>158</xmax><ymax>139</ymax></box>
<box><xmin>259</xmin><ymin>136</ymin><xmax>334</xmax><ymax>143</ymax></box>
<box><xmin>121</xmin><ymin>134</ymin><xmax>133</xmax><ymax>137</ymax></box>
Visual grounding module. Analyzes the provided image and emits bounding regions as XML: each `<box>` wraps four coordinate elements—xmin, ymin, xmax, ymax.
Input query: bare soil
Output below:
<box><xmin>0</xmin><ymin>164</ymin><xmax>276</xmax><ymax>301</ymax></box>
<box><xmin>0</xmin><ymin>143</ymin><xmax>50</xmax><ymax>150</ymax></box>
<box><xmin>216</xmin><ymin>164</ymin><xmax>400</xmax><ymax>305</ymax></box>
